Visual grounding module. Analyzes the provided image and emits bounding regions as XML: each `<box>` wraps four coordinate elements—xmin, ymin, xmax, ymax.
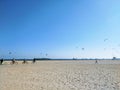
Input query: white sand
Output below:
<box><xmin>0</xmin><ymin>60</ymin><xmax>120</xmax><ymax>90</ymax></box>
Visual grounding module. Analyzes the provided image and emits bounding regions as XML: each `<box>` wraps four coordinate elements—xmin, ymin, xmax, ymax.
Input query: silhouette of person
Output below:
<box><xmin>95</xmin><ymin>60</ymin><xmax>98</xmax><ymax>64</ymax></box>
<box><xmin>22</xmin><ymin>59</ymin><xmax>28</xmax><ymax>64</ymax></box>
<box><xmin>0</xmin><ymin>58</ymin><xmax>3</xmax><ymax>65</ymax></box>
<box><xmin>12</xmin><ymin>58</ymin><xmax>15</xmax><ymax>64</ymax></box>
<box><xmin>23</xmin><ymin>59</ymin><xmax>26</xmax><ymax>63</ymax></box>
<box><xmin>33</xmin><ymin>58</ymin><xmax>36</xmax><ymax>63</ymax></box>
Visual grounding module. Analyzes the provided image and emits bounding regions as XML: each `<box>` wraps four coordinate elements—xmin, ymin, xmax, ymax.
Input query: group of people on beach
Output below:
<box><xmin>0</xmin><ymin>58</ymin><xmax>36</xmax><ymax>65</ymax></box>
<box><xmin>0</xmin><ymin>58</ymin><xmax>98</xmax><ymax>65</ymax></box>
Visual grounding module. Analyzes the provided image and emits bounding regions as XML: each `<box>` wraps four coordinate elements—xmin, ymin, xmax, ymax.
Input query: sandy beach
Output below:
<box><xmin>0</xmin><ymin>60</ymin><xmax>120</xmax><ymax>90</ymax></box>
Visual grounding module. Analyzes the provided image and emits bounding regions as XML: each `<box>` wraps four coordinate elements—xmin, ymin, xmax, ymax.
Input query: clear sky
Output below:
<box><xmin>0</xmin><ymin>0</ymin><xmax>120</xmax><ymax>59</ymax></box>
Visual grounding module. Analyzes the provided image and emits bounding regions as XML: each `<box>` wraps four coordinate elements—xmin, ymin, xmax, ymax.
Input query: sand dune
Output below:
<box><xmin>0</xmin><ymin>60</ymin><xmax>120</xmax><ymax>90</ymax></box>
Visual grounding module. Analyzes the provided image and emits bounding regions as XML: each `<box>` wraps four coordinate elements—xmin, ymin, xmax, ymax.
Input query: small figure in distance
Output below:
<box><xmin>12</xmin><ymin>58</ymin><xmax>15</xmax><ymax>64</ymax></box>
<box><xmin>95</xmin><ymin>59</ymin><xmax>98</xmax><ymax>64</ymax></box>
<box><xmin>22</xmin><ymin>58</ymin><xmax>28</xmax><ymax>64</ymax></box>
<box><xmin>10</xmin><ymin>58</ymin><xmax>18</xmax><ymax>65</ymax></box>
<box><xmin>32</xmin><ymin>58</ymin><xmax>36</xmax><ymax>64</ymax></box>
<box><xmin>0</xmin><ymin>58</ymin><xmax>4</xmax><ymax>65</ymax></box>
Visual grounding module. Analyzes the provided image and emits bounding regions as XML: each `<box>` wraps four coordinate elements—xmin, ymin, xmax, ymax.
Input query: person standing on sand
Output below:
<box><xmin>10</xmin><ymin>58</ymin><xmax>18</xmax><ymax>65</ymax></box>
<box><xmin>0</xmin><ymin>58</ymin><xmax>4</xmax><ymax>65</ymax></box>
<box><xmin>22</xmin><ymin>59</ymin><xmax>25</xmax><ymax>64</ymax></box>
<box><xmin>32</xmin><ymin>58</ymin><xmax>36</xmax><ymax>63</ymax></box>
<box><xmin>95</xmin><ymin>59</ymin><xmax>98</xmax><ymax>64</ymax></box>
<box><xmin>12</xmin><ymin>58</ymin><xmax>15</xmax><ymax>64</ymax></box>
<box><xmin>22</xmin><ymin>58</ymin><xmax>28</xmax><ymax>64</ymax></box>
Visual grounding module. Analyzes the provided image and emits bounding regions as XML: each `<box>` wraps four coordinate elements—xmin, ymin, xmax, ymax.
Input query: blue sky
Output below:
<box><xmin>0</xmin><ymin>0</ymin><xmax>120</xmax><ymax>59</ymax></box>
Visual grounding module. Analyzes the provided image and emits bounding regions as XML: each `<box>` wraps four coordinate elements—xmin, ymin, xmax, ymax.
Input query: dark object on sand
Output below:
<box><xmin>32</xmin><ymin>58</ymin><xmax>36</xmax><ymax>63</ymax></box>
<box><xmin>22</xmin><ymin>59</ymin><xmax>28</xmax><ymax>64</ymax></box>
<box><xmin>10</xmin><ymin>58</ymin><xmax>18</xmax><ymax>65</ymax></box>
<box><xmin>0</xmin><ymin>58</ymin><xmax>4</xmax><ymax>65</ymax></box>
<box><xmin>95</xmin><ymin>60</ymin><xmax>98</xmax><ymax>64</ymax></box>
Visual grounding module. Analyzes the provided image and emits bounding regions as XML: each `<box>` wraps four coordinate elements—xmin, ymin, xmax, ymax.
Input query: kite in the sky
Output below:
<box><xmin>9</xmin><ymin>52</ymin><xmax>12</xmax><ymax>54</ymax></box>
<box><xmin>104</xmin><ymin>38</ymin><xmax>108</xmax><ymax>42</ymax></box>
<box><xmin>82</xmin><ymin>48</ymin><xmax>84</xmax><ymax>50</ymax></box>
